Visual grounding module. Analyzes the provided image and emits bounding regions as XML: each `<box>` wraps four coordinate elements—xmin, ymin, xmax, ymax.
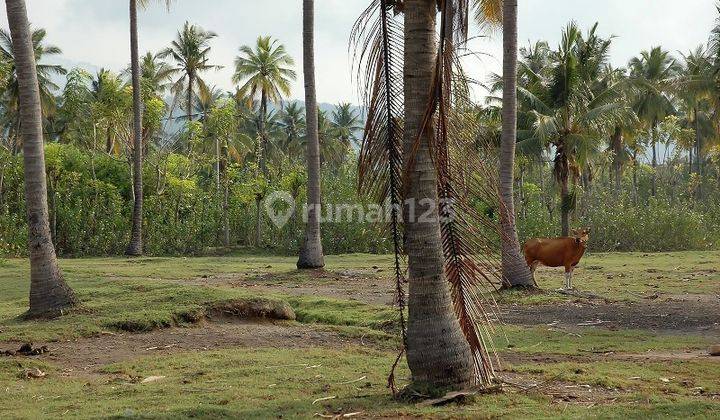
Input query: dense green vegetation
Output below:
<box><xmin>2</xmin><ymin>16</ymin><xmax>720</xmax><ymax>256</ymax></box>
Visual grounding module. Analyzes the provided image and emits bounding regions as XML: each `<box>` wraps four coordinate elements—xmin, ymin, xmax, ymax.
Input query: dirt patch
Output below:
<box><xmin>187</xmin><ymin>270</ymin><xmax>720</xmax><ymax>334</ymax></box>
<box><xmin>1</xmin><ymin>321</ymin><xmax>355</xmax><ymax>378</ymax></box>
<box><xmin>497</xmin><ymin>299</ymin><xmax>720</xmax><ymax>333</ymax></box>
<box><xmin>499</xmin><ymin>350</ymin><xmax>720</xmax><ymax>366</ymax></box>
<box><xmin>209</xmin><ymin>298</ymin><xmax>296</xmax><ymax>321</ymax></box>
<box><xmin>192</xmin><ymin>269</ymin><xmax>396</xmax><ymax>306</ymax></box>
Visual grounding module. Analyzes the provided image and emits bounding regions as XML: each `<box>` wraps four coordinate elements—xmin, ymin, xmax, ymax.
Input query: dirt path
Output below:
<box><xmin>498</xmin><ymin>300</ymin><xmax>720</xmax><ymax>333</ymax></box>
<box><xmin>187</xmin><ymin>270</ymin><xmax>720</xmax><ymax>334</ymax></box>
<box><xmin>2</xmin><ymin>320</ymin><xmax>356</xmax><ymax>378</ymax></box>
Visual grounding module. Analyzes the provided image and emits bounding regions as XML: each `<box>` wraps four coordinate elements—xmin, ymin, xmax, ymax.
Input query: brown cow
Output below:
<box><xmin>523</xmin><ymin>228</ymin><xmax>590</xmax><ymax>290</ymax></box>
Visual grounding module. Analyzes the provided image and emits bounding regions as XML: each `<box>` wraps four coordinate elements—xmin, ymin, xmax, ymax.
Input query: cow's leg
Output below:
<box><xmin>564</xmin><ymin>266</ymin><xmax>572</xmax><ymax>290</ymax></box>
<box><xmin>530</xmin><ymin>262</ymin><xmax>539</xmax><ymax>287</ymax></box>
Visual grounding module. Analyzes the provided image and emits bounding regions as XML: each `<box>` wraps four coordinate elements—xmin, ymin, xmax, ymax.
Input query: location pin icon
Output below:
<box><xmin>264</xmin><ymin>191</ymin><xmax>296</xmax><ymax>228</ymax></box>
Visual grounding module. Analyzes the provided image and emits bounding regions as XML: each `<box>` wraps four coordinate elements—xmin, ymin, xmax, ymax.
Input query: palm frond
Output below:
<box><xmin>426</xmin><ymin>1</ymin><xmax>500</xmax><ymax>385</ymax></box>
<box><xmin>350</xmin><ymin>0</ymin><xmax>406</xmax><ymax>393</ymax></box>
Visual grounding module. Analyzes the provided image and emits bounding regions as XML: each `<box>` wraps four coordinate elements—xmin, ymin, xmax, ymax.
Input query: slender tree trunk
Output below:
<box><xmin>403</xmin><ymin>0</ymin><xmax>473</xmax><ymax>391</ymax></box>
<box><xmin>259</xmin><ymin>89</ymin><xmax>268</xmax><ymax>176</ymax></box>
<box><xmin>498</xmin><ymin>0</ymin><xmax>533</xmax><ymax>288</ymax></box>
<box><xmin>254</xmin><ymin>195</ymin><xmax>262</xmax><ymax>246</ymax></box>
<box><xmin>612</xmin><ymin>126</ymin><xmax>622</xmax><ymax>194</ymax></box>
<box><xmin>106</xmin><ymin>127</ymin><xmax>113</xmax><ymax>154</ymax></box>
<box><xmin>0</xmin><ymin>161</ymin><xmax>5</xmax><ymax>209</ymax></box>
<box><xmin>632</xmin><ymin>149</ymin><xmax>638</xmax><ymax>203</ymax></box>
<box><xmin>560</xmin><ymin>170</ymin><xmax>570</xmax><ymax>237</ymax></box>
<box><xmin>187</xmin><ymin>72</ymin><xmax>194</xmax><ymax>123</ymax></box>
<box><xmin>651</xmin><ymin>121</ymin><xmax>657</xmax><ymax>197</ymax></box>
<box><xmin>126</xmin><ymin>0</ymin><xmax>144</xmax><ymax>256</ymax></box>
<box><xmin>6</xmin><ymin>0</ymin><xmax>77</xmax><ymax>317</ymax></box>
<box><xmin>215</xmin><ymin>136</ymin><xmax>221</xmax><ymax>193</ymax></box>
<box><xmin>254</xmin><ymin>89</ymin><xmax>270</xmax><ymax>247</ymax></box>
<box><xmin>221</xmin><ymin>142</ymin><xmax>230</xmax><ymax>247</ymax></box>
<box><xmin>297</xmin><ymin>0</ymin><xmax>325</xmax><ymax>269</ymax></box>
<box><xmin>695</xmin><ymin>108</ymin><xmax>702</xmax><ymax>200</ymax></box>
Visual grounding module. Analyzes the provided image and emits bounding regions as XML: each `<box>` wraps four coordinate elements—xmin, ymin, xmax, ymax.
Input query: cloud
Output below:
<box><xmin>0</xmin><ymin>0</ymin><xmax>716</xmax><ymax>104</ymax></box>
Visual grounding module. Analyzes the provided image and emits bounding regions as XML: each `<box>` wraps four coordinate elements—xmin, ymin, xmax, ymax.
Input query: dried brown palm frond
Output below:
<box><xmin>428</xmin><ymin>1</ymin><xmax>502</xmax><ymax>384</ymax></box>
<box><xmin>353</xmin><ymin>0</ymin><xmax>504</xmax><ymax>389</ymax></box>
<box><xmin>350</xmin><ymin>0</ymin><xmax>407</xmax><ymax>394</ymax></box>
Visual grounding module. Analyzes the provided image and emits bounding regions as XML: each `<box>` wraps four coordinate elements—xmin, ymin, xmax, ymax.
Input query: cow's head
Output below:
<box><xmin>572</xmin><ymin>227</ymin><xmax>590</xmax><ymax>244</ymax></box>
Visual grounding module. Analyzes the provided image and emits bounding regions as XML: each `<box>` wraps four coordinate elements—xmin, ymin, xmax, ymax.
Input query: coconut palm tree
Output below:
<box><xmin>297</xmin><ymin>0</ymin><xmax>324</xmax><ymax>268</ymax></box>
<box><xmin>91</xmin><ymin>69</ymin><xmax>130</xmax><ymax>155</ymax></box>
<box><xmin>491</xmin><ymin>0</ymin><xmax>536</xmax><ymax>288</ymax></box>
<box><xmin>134</xmin><ymin>52</ymin><xmax>174</xmax><ymax>96</ymax></box>
<box><xmin>628</xmin><ymin>47</ymin><xmax>679</xmax><ymax>196</ymax></box>
<box><xmin>678</xmin><ymin>46</ymin><xmax>713</xmax><ymax>198</ymax></box>
<box><xmin>125</xmin><ymin>0</ymin><xmax>174</xmax><ymax>256</ymax></box>
<box><xmin>277</xmin><ymin>101</ymin><xmax>305</xmax><ymax>159</ymax></box>
<box><xmin>330</xmin><ymin>102</ymin><xmax>362</xmax><ymax>149</ymax></box>
<box><xmin>161</xmin><ymin>22</ymin><xmax>219</xmax><ymax>123</ymax></box>
<box><xmin>233</xmin><ymin>35</ymin><xmax>296</xmax><ymax>246</ymax></box>
<box><xmin>4</xmin><ymin>0</ymin><xmax>77</xmax><ymax>317</ymax></box>
<box><xmin>233</xmin><ymin>36</ymin><xmax>296</xmax><ymax>175</ymax></box>
<box><xmin>519</xmin><ymin>22</ymin><xmax>631</xmax><ymax>236</ymax></box>
<box><xmin>0</xmin><ymin>27</ymin><xmax>65</xmax><ymax>154</ymax></box>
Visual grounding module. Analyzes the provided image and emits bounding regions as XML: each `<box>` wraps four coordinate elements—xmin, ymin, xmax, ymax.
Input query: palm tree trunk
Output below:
<box><xmin>5</xmin><ymin>0</ymin><xmax>77</xmax><ymax>318</ymax></box>
<box><xmin>254</xmin><ymin>89</ymin><xmax>269</xmax><ymax>247</ymax></box>
<box><xmin>259</xmin><ymin>89</ymin><xmax>268</xmax><ymax>176</ymax></box>
<box><xmin>215</xmin><ymin>136</ymin><xmax>221</xmax><ymax>193</ymax></box>
<box><xmin>187</xmin><ymin>72</ymin><xmax>194</xmax><ymax>122</ymax></box>
<box><xmin>695</xmin><ymin>108</ymin><xmax>702</xmax><ymax>200</ymax></box>
<box><xmin>297</xmin><ymin>0</ymin><xmax>325</xmax><ymax>269</ymax></box>
<box><xmin>403</xmin><ymin>0</ymin><xmax>473</xmax><ymax>391</ymax></box>
<box><xmin>632</xmin><ymin>149</ymin><xmax>638</xmax><ymax>203</ymax></box>
<box><xmin>612</xmin><ymin>126</ymin><xmax>622</xmax><ymax>194</ymax></box>
<box><xmin>126</xmin><ymin>0</ymin><xmax>144</xmax><ymax>256</ymax></box>
<box><xmin>221</xmin><ymin>142</ymin><xmax>230</xmax><ymax>247</ymax></box>
<box><xmin>651</xmin><ymin>121</ymin><xmax>657</xmax><ymax>197</ymax></box>
<box><xmin>498</xmin><ymin>0</ymin><xmax>533</xmax><ymax>288</ymax></box>
<box><xmin>560</xmin><ymin>170</ymin><xmax>570</xmax><ymax>237</ymax></box>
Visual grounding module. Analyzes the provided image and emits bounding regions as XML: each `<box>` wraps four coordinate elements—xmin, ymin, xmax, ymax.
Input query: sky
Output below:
<box><xmin>0</xmin><ymin>0</ymin><xmax>717</xmax><ymax>105</ymax></box>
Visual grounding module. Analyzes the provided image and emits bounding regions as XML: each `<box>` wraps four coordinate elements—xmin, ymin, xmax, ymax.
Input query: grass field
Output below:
<box><xmin>0</xmin><ymin>251</ymin><xmax>719</xmax><ymax>418</ymax></box>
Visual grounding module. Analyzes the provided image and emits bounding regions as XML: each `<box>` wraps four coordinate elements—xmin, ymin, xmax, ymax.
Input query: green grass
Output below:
<box><xmin>496</xmin><ymin>325</ymin><xmax>713</xmax><ymax>354</ymax></box>
<box><xmin>1</xmin><ymin>347</ymin><xmax>718</xmax><ymax>419</ymax></box>
<box><xmin>1</xmin><ymin>252</ymin><xmax>719</xmax><ymax>418</ymax></box>
<box><xmin>508</xmin><ymin>359</ymin><xmax>720</xmax><ymax>395</ymax></box>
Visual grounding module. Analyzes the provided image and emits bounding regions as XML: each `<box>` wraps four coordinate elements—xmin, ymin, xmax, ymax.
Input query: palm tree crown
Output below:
<box><xmin>0</xmin><ymin>28</ymin><xmax>66</xmax><ymax>121</ymax></box>
<box><xmin>233</xmin><ymin>36</ymin><xmax>296</xmax><ymax>106</ymax></box>
<box><xmin>160</xmin><ymin>21</ymin><xmax>220</xmax><ymax>121</ymax></box>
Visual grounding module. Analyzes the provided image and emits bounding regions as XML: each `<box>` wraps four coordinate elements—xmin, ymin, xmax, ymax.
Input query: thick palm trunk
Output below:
<box><xmin>403</xmin><ymin>0</ymin><xmax>473</xmax><ymax>391</ymax></box>
<box><xmin>126</xmin><ymin>0</ymin><xmax>144</xmax><ymax>256</ymax></box>
<box><xmin>297</xmin><ymin>0</ymin><xmax>324</xmax><ymax>269</ymax></box>
<box><xmin>611</xmin><ymin>126</ymin><xmax>622</xmax><ymax>193</ymax></box>
<box><xmin>6</xmin><ymin>0</ymin><xmax>77</xmax><ymax>317</ymax></box>
<box><xmin>498</xmin><ymin>0</ymin><xmax>533</xmax><ymax>288</ymax></box>
<box><xmin>560</xmin><ymin>171</ymin><xmax>570</xmax><ymax>237</ymax></box>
